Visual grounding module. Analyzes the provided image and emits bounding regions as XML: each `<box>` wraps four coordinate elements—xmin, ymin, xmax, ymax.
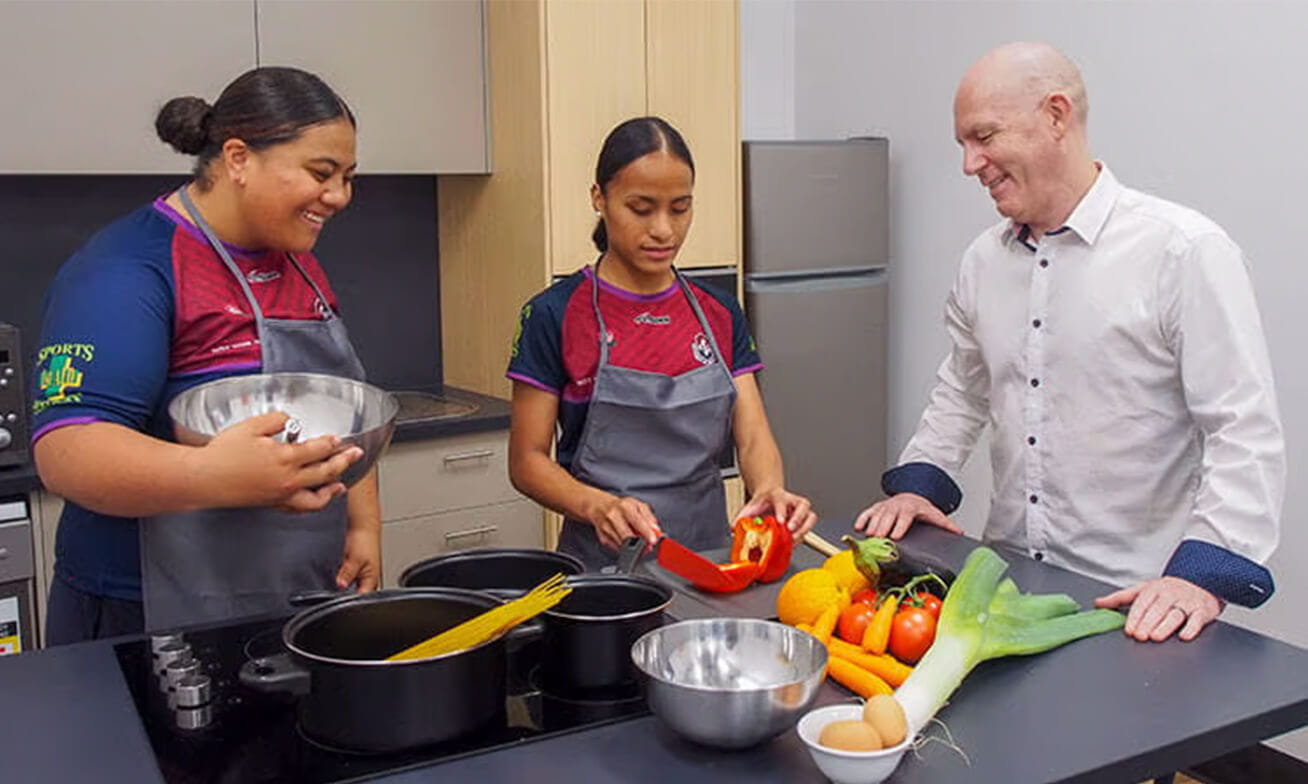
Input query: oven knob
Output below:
<box><xmin>153</xmin><ymin>642</ymin><xmax>193</xmax><ymax>675</ymax></box>
<box><xmin>150</xmin><ymin>633</ymin><xmax>185</xmax><ymax>654</ymax></box>
<box><xmin>4</xmin><ymin>413</ymin><xmax>15</xmax><ymax>423</ymax></box>
<box><xmin>2</xmin><ymin>367</ymin><xmax>12</xmax><ymax>376</ymax></box>
<box><xmin>0</xmin><ymin>428</ymin><xmax>10</xmax><ymax>450</ymax></box>
<box><xmin>164</xmin><ymin>658</ymin><xmax>202</xmax><ymax>687</ymax></box>
<box><xmin>168</xmin><ymin>675</ymin><xmax>212</xmax><ymax>709</ymax></box>
<box><xmin>174</xmin><ymin>703</ymin><xmax>214</xmax><ymax>731</ymax></box>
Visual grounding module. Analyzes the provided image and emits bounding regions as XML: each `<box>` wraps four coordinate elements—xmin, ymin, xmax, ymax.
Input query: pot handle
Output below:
<box><xmin>288</xmin><ymin>589</ymin><xmax>349</xmax><ymax>607</ymax></box>
<box><xmin>239</xmin><ymin>652</ymin><xmax>311</xmax><ymax>696</ymax></box>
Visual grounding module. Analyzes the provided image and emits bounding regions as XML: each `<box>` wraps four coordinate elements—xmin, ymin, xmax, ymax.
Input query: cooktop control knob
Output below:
<box><xmin>153</xmin><ymin>642</ymin><xmax>193</xmax><ymax>676</ymax></box>
<box><xmin>174</xmin><ymin>703</ymin><xmax>213</xmax><ymax>731</ymax></box>
<box><xmin>150</xmin><ymin>633</ymin><xmax>185</xmax><ymax>654</ymax></box>
<box><xmin>0</xmin><ymin>428</ymin><xmax>11</xmax><ymax>450</ymax></box>
<box><xmin>168</xmin><ymin>675</ymin><xmax>212</xmax><ymax>710</ymax></box>
<box><xmin>164</xmin><ymin>658</ymin><xmax>202</xmax><ymax>688</ymax></box>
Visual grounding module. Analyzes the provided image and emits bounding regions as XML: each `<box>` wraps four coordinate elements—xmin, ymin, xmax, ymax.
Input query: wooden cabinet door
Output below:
<box><xmin>645</xmin><ymin>0</ymin><xmax>740</xmax><ymax>269</ymax></box>
<box><xmin>257</xmin><ymin>0</ymin><xmax>489</xmax><ymax>173</ymax></box>
<box><xmin>544</xmin><ymin>0</ymin><xmax>646</xmax><ymax>275</ymax></box>
<box><xmin>0</xmin><ymin>1</ymin><xmax>253</xmax><ymax>173</ymax></box>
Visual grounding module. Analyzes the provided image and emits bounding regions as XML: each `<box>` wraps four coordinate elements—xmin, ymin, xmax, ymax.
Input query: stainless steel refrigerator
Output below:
<box><xmin>742</xmin><ymin>139</ymin><xmax>889</xmax><ymax>521</ymax></box>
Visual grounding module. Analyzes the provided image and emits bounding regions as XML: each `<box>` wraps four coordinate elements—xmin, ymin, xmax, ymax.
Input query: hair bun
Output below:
<box><xmin>155</xmin><ymin>96</ymin><xmax>212</xmax><ymax>155</ymax></box>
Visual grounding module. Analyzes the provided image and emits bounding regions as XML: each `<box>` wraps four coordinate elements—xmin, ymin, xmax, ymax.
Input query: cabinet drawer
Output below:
<box><xmin>380</xmin><ymin>499</ymin><xmax>543</xmax><ymax>588</ymax></box>
<box><xmin>378</xmin><ymin>431</ymin><xmax>519</xmax><ymax>521</ymax></box>
<box><xmin>0</xmin><ymin>521</ymin><xmax>35</xmax><ymax>582</ymax></box>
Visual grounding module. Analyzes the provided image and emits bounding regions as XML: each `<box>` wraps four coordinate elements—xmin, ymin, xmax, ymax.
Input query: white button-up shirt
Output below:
<box><xmin>901</xmin><ymin>164</ymin><xmax>1284</xmax><ymax>588</ymax></box>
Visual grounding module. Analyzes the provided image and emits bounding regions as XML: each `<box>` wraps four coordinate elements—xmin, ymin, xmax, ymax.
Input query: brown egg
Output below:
<box><xmin>818</xmin><ymin>719</ymin><xmax>883</xmax><ymax>752</ymax></box>
<box><xmin>862</xmin><ymin>695</ymin><xmax>908</xmax><ymax>746</ymax></box>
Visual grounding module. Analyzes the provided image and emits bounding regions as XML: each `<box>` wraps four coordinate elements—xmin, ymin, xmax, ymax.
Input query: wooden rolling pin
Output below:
<box><xmin>802</xmin><ymin>531</ymin><xmax>842</xmax><ymax>557</ymax></box>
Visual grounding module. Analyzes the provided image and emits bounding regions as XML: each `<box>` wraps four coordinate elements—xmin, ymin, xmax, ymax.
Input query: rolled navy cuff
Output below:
<box><xmin>1163</xmin><ymin>538</ymin><xmax>1275</xmax><ymax>608</ymax></box>
<box><xmin>881</xmin><ymin>462</ymin><xmax>962</xmax><ymax>516</ymax></box>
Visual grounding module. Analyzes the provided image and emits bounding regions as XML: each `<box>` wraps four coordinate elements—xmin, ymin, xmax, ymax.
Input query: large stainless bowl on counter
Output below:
<box><xmin>631</xmin><ymin>618</ymin><xmax>828</xmax><ymax>749</ymax></box>
<box><xmin>169</xmin><ymin>372</ymin><xmax>398</xmax><ymax>488</ymax></box>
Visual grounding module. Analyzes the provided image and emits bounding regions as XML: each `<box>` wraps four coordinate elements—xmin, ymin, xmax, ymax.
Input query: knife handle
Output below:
<box><xmin>803</xmin><ymin>531</ymin><xmax>842</xmax><ymax>557</ymax></box>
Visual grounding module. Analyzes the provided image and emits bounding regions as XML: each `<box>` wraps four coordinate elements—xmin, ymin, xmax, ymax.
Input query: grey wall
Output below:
<box><xmin>0</xmin><ymin>175</ymin><xmax>441</xmax><ymax>392</ymax></box>
<box><xmin>742</xmin><ymin>0</ymin><xmax>1308</xmax><ymax>759</ymax></box>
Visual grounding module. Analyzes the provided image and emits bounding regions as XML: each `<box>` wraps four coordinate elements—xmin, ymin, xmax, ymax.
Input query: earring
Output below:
<box><xmin>594</xmin><ymin>210</ymin><xmax>602</xmax><ymax>217</ymax></box>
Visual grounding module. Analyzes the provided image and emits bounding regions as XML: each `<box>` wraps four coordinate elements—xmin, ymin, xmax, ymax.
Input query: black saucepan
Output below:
<box><xmin>238</xmin><ymin>587</ymin><xmax>509</xmax><ymax>752</ymax></box>
<box><xmin>398</xmin><ymin>547</ymin><xmax>585</xmax><ymax>597</ymax></box>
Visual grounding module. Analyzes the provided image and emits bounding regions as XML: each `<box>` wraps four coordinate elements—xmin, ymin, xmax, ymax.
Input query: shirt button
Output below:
<box><xmin>1032</xmin><ymin>318</ymin><xmax>1042</xmax><ymax>328</ymax></box>
<box><xmin>1034</xmin><ymin>551</ymin><xmax>1045</xmax><ymax>561</ymax></box>
<box><xmin>1027</xmin><ymin>436</ymin><xmax>1037</xmax><ymax>445</ymax></box>
<box><xmin>1029</xmin><ymin>494</ymin><xmax>1039</xmax><ymax>504</ymax></box>
<box><xmin>1030</xmin><ymin>378</ymin><xmax>1040</xmax><ymax>388</ymax></box>
<box><xmin>1039</xmin><ymin>259</ymin><xmax>1050</xmax><ymax>268</ymax></box>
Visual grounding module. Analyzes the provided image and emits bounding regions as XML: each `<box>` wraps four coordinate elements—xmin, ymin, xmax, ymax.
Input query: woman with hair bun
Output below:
<box><xmin>31</xmin><ymin>66</ymin><xmax>379</xmax><ymax>642</ymax></box>
<box><xmin>508</xmin><ymin>116</ymin><xmax>817</xmax><ymax>569</ymax></box>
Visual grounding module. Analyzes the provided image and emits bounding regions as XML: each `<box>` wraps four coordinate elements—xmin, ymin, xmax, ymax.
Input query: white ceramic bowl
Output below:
<box><xmin>796</xmin><ymin>704</ymin><xmax>911</xmax><ymax>784</ymax></box>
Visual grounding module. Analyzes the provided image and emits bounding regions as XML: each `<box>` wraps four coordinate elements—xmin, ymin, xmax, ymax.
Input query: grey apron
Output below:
<box><xmin>140</xmin><ymin>188</ymin><xmax>366</xmax><ymax>632</ymax></box>
<box><xmin>558</xmin><ymin>263</ymin><xmax>738</xmax><ymax>570</ymax></box>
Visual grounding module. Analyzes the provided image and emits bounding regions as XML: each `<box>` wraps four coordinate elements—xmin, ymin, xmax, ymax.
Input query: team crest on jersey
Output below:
<box><xmin>691</xmin><ymin>333</ymin><xmax>715</xmax><ymax>365</ymax></box>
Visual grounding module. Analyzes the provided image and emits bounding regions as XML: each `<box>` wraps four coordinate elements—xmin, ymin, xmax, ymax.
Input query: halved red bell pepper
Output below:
<box><xmin>729</xmin><ymin>515</ymin><xmax>794</xmax><ymax>583</ymax></box>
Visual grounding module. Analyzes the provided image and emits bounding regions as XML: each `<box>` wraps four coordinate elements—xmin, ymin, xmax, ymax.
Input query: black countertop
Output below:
<box><xmin>2</xmin><ymin>517</ymin><xmax>1306</xmax><ymax>783</ymax></box>
<box><xmin>0</xmin><ymin>383</ymin><xmax>511</xmax><ymax>499</ymax></box>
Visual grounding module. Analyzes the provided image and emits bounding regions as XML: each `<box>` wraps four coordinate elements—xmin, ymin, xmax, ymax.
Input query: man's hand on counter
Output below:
<box><xmin>1095</xmin><ymin>576</ymin><xmax>1223</xmax><ymax>643</ymax></box>
<box><xmin>853</xmin><ymin>492</ymin><xmax>964</xmax><ymax>540</ymax></box>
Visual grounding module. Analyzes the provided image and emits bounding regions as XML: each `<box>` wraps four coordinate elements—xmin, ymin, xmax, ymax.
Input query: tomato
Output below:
<box><xmin>850</xmin><ymin>588</ymin><xmax>880</xmax><ymax>607</ymax></box>
<box><xmin>837</xmin><ymin>602</ymin><xmax>879</xmax><ymax>644</ymax></box>
<box><xmin>916</xmin><ymin>592</ymin><xmax>943</xmax><ymax>619</ymax></box>
<box><xmin>888</xmin><ymin>606</ymin><xmax>937</xmax><ymax>664</ymax></box>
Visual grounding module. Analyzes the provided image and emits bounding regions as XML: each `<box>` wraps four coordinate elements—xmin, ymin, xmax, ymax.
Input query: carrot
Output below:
<box><xmin>862</xmin><ymin>594</ymin><xmax>898</xmax><ymax>655</ymax></box>
<box><xmin>811</xmin><ymin>605</ymin><xmax>840</xmax><ymax>645</ymax></box>
<box><xmin>826</xmin><ymin>636</ymin><xmax>914</xmax><ymax>687</ymax></box>
<box><xmin>827</xmin><ymin>656</ymin><xmax>894</xmax><ymax>698</ymax></box>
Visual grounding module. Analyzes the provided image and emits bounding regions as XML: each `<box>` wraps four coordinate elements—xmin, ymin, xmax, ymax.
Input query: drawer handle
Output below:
<box><xmin>443</xmin><ymin>449</ymin><xmax>495</xmax><ymax>464</ymax></box>
<box><xmin>444</xmin><ymin>525</ymin><xmax>498</xmax><ymax>545</ymax></box>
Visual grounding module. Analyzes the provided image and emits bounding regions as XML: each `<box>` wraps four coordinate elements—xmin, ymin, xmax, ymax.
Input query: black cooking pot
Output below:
<box><xmin>540</xmin><ymin>574</ymin><xmax>672</xmax><ymax>693</ymax></box>
<box><xmin>238</xmin><ymin>587</ymin><xmax>508</xmax><ymax>753</ymax></box>
<box><xmin>398</xmin><ymin>547</ymin><xmax>585</xmax><ymax>597</ymax></box>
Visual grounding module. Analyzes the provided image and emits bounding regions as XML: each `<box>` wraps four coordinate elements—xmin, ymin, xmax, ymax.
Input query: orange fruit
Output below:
<box><xmin>822</xmin><ymin>549</ymin><xmax>872</xmax><ymax>594</ymax></box>
<box><xmin>776</xmin><ymin>568</ymin><xmax>850</xmax><ymax>626</ymax></box>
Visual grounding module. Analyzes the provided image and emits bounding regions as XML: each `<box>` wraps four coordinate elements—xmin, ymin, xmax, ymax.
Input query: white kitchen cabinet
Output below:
<box><xmin>380</xmin><ymin>499</ymin><xmax>540</xmax><ymax>588</ymax></box>
<box><xmin>0</xmin><ymin>1</ymin><xmax>254</xmax><ymax>173</ymax></box>
<box><xmin>256</xmin><ymin>0</ymin><xmax>490</xmax><ymax>173</ymax></box>
<box><xmin>377</xmin><ymin>429</ymin><xmax>542</xmax><ymax>587</ymax></box>
<box><xmin>1</xmin><ymin>0</ymin><xmax>489</xmax><ymax>174</ymax></box>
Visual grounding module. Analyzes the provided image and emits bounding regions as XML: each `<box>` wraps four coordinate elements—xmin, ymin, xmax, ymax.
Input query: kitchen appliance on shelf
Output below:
<box><xmin>0</xmin><ymin>496</ymin><xmax>36</xmax><ymax>655</ymax></box>
<box><xmin>114</xmin><ymin>613</ymin><xmax>654</xmax><ymax>783</ymax></box>
<box><xmin>742</xmin><ymin>139</ymin><xmax>890</xmax><ymax>521</ymax></box>
<box><xmin>0</xmin><ymin>323</ymin><xmax>29</xmax><ymax>469</ymax></box>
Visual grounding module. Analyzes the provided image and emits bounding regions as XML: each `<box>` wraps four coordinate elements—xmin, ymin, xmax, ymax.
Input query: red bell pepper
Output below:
<box><xmin>729</xmin><ymin>515</ymin><xmax>794</xmax><ymax>583</ymax></box>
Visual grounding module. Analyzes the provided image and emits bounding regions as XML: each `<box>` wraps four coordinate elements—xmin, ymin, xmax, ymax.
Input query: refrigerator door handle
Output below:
<box><xmin>745</xmin><ymin>267</ymin><xmax>887</xmax><ymax>293</ymax></box>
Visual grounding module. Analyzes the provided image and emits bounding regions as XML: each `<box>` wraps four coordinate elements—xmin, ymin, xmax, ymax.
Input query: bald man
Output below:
<box><xmin>854</xmin><ymin>42</ymin><xmax>1284</xmax><ymax>643</ymax></box>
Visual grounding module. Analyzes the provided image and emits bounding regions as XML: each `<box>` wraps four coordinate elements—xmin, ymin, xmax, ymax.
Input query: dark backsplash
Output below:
<box><xmin>0</xmin><ymin>175</ymin><xmax>441</xmax><ymax>391</ymax></box>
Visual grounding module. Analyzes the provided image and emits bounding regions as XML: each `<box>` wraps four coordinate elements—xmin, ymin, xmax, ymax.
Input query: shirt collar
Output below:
<box><xmin>1003</xmin><ymin>162</ymin><xmax>1122</xmax><ymax>249</ymax></box>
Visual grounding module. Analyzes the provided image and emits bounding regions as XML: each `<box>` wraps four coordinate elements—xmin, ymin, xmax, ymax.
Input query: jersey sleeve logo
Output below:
<box><xmin>511</xmin><ymin>303</ymin><xmax>532</xmax><ymax>358</ymax></box>
<box><xmin>33</xmin><ymin>342</ymin><xmax>94</xmax><ymax>413</ymax></box>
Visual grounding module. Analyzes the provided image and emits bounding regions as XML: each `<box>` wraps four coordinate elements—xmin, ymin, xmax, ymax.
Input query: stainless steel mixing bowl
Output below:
<box><xmin>168</xmin><ymin>372</ymin><xmax>398</xmax><ymax>488</ymax></box>
<box><xmin>630</xmin><ymin>618</ymin><xmax>828</xmax><ymax>749</ymax></box>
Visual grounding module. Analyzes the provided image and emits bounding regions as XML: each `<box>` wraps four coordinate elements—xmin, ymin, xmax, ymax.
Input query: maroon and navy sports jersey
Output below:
<box><xmin>30</xmin><ymin>198</ymin><xmax>343</xmax><ymax>600</ymax></box>
<box><xmin>507</xmin><ymin>266</ymin><xmax>763</xmax><ymax>471</ymax></box>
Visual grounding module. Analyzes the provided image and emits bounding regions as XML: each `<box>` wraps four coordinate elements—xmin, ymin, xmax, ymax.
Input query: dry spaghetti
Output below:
<box><xmin>386</xmin><ymin>573</ymin><xmax>572</xmax><ymax>661</ymax></box>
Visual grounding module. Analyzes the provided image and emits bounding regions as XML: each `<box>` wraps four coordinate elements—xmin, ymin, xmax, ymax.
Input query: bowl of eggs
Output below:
<box><xmin>796</xmin><ymin>695</ymin><xmax>911</xmax><ymax>784</ymax></box>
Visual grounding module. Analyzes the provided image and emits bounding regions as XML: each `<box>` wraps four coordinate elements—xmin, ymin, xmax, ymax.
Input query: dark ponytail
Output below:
<box><xmin>155</xmin><ymin>66</ymin><xmax>355</xmax><ymax>189</ymax></box>
<box><xmin>591</xmin><ymin>116</ymin><xmax>694</xmax><ymax>252</ymax></box>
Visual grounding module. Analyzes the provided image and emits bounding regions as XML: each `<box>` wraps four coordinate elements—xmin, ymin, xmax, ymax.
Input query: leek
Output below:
<box><xmin>894</xmin><ymin>546</ymin><xmax>1125</xmax><ymax>736</ymax></box>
